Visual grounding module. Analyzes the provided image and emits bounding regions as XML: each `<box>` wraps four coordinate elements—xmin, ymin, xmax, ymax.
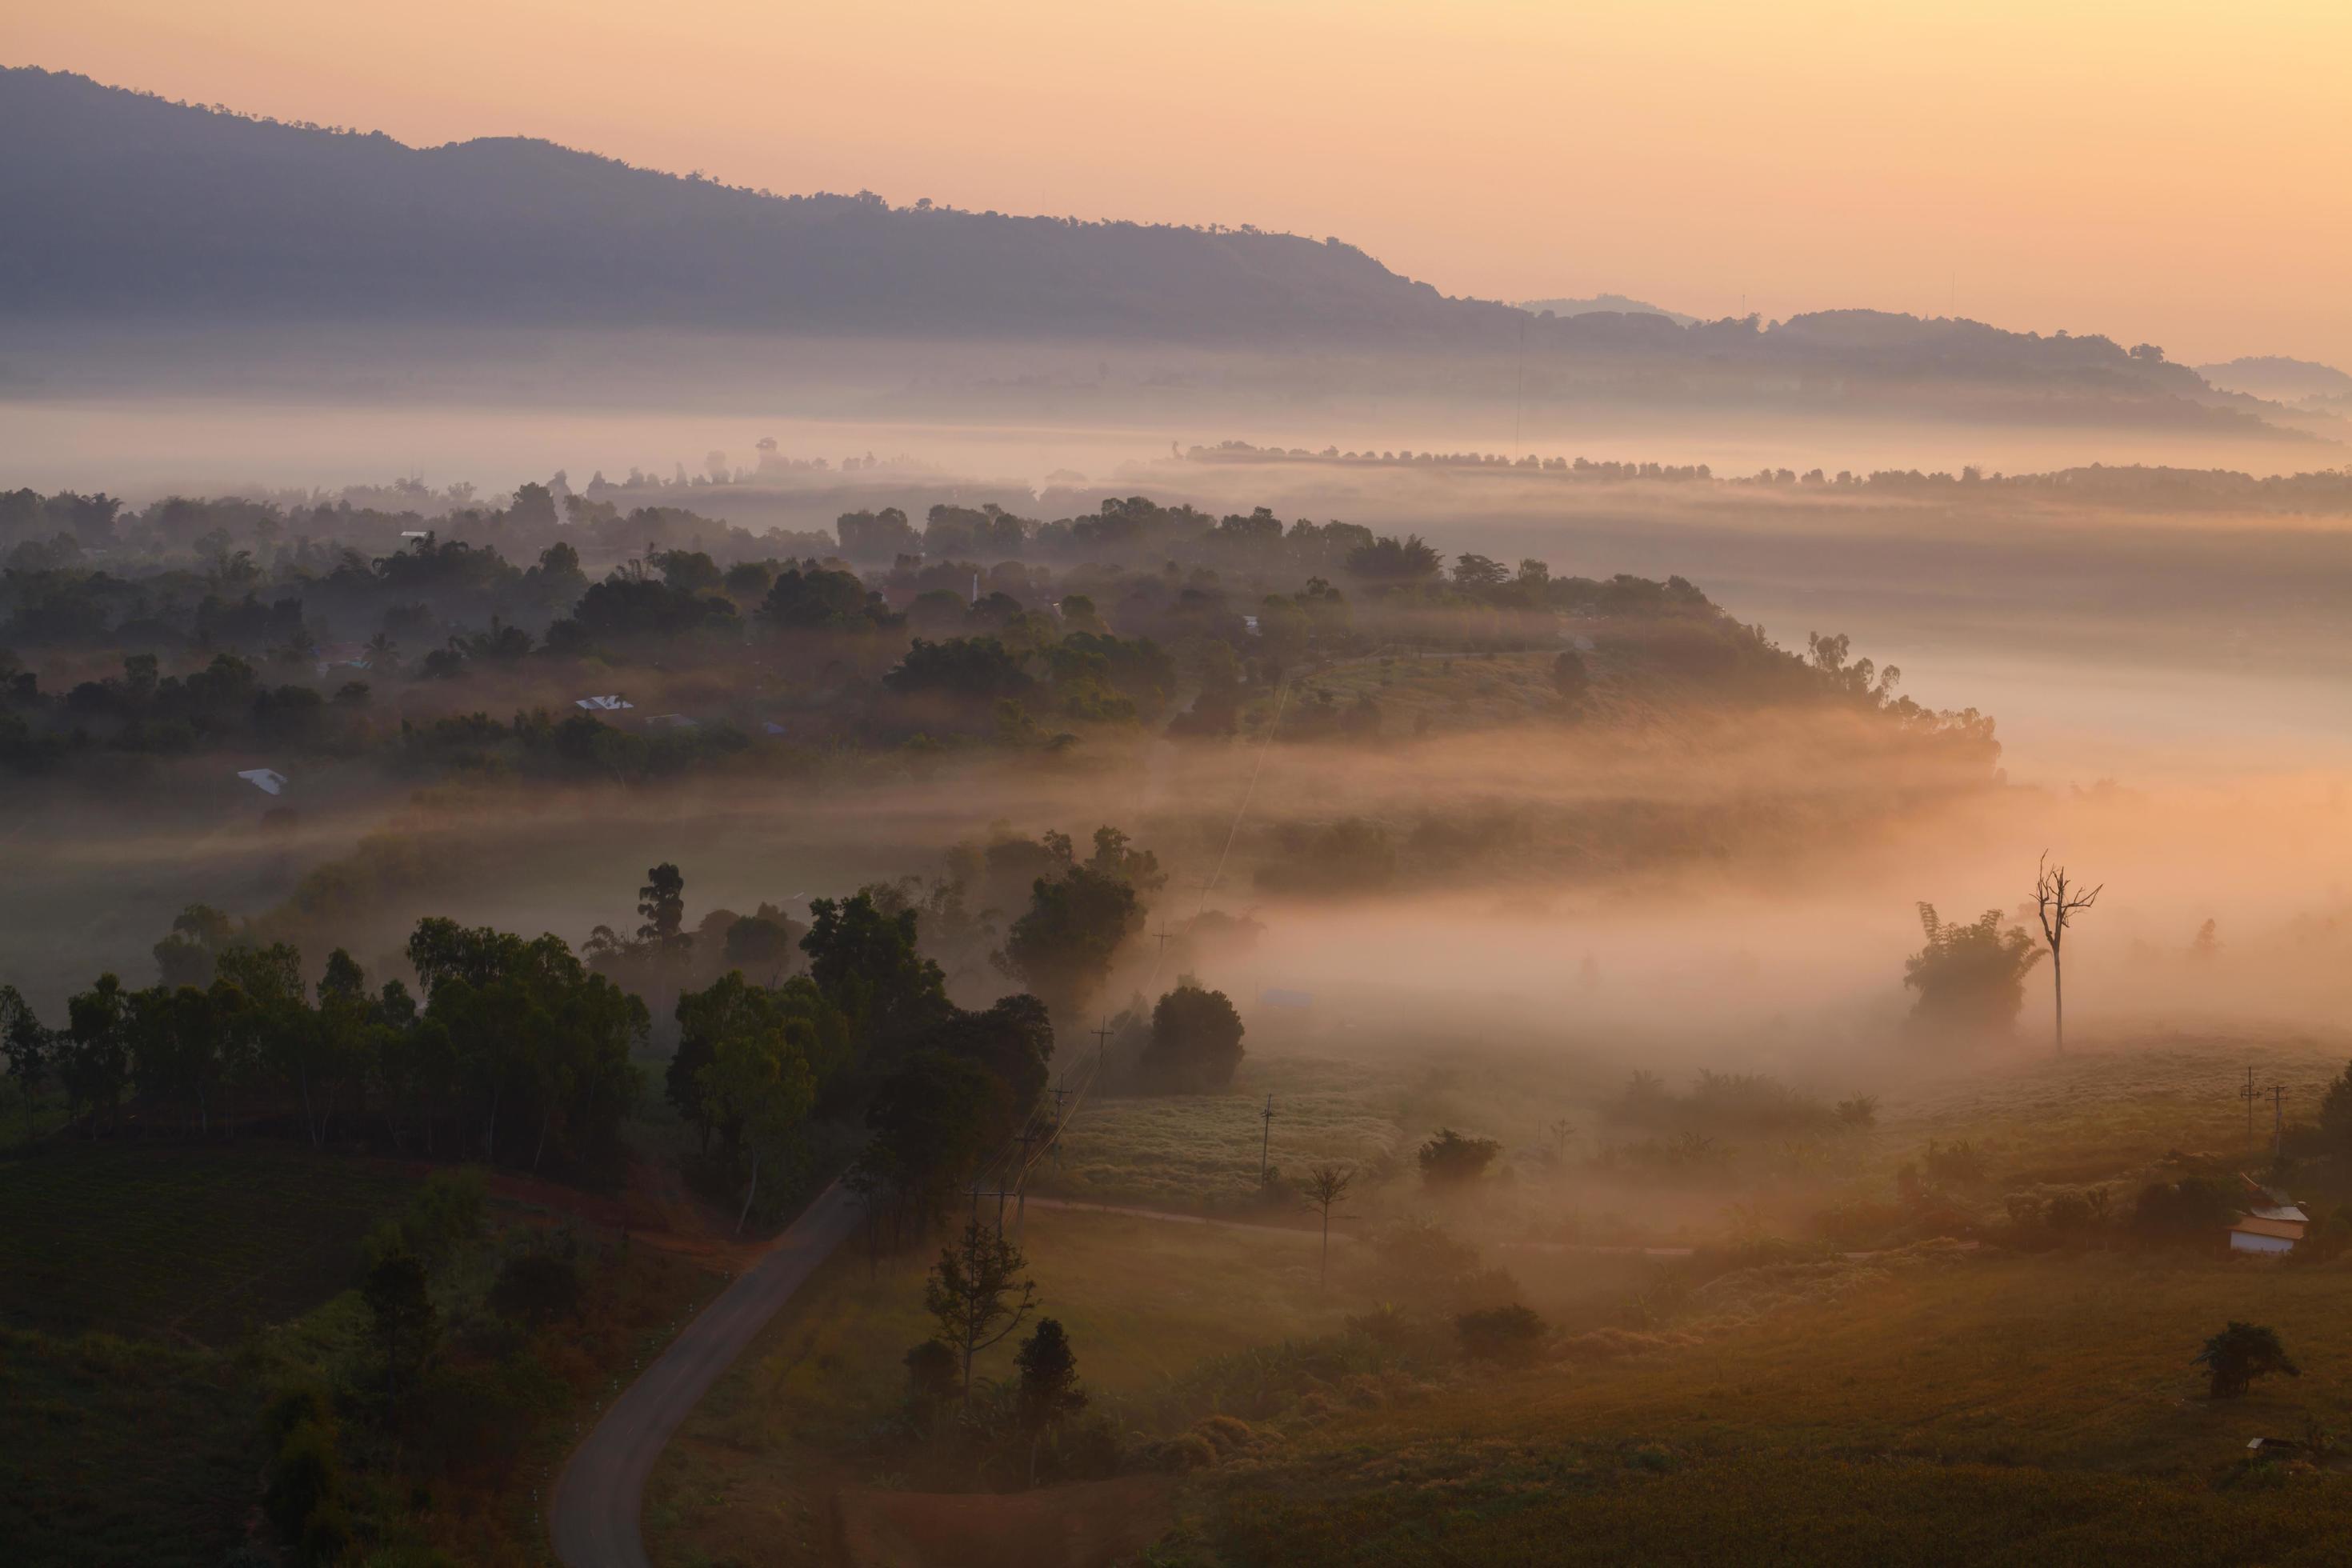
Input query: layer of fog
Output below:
<box><xmin>9</xmin><ymin>411</ymin><xmax>2350</xmax><ymax>1100</ymax></box>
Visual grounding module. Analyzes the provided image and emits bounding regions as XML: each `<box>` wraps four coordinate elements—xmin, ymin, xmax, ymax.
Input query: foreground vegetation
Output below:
<box><xmin>0</xmin><ymin>1139</ymin><xmax>716</xmax><ymax>1566</ymax></box>
<box><xmin>634</xmin><ymin>1030</ymin><xmax>2352</xmax><ymax>1566</ymax></box>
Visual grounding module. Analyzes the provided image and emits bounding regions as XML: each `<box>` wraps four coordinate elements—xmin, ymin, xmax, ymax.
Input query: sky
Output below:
<box><xmin>14</xmin><ymin>0</ymin><xmax>2352</xmax><ymax>368</ymax></box>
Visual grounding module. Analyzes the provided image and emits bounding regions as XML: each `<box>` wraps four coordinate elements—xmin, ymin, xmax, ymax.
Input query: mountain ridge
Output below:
<box><xmin>0</xmin><ymin>65</ymin><xmax>2318</xmax><ymax>435</ymax></box>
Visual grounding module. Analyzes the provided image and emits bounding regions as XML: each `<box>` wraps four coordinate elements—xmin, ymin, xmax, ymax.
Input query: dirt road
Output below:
<box><xmin>550</xmin><ymin>1181</ymin><xmax>861</xmax><ymax>1568</ymax></box>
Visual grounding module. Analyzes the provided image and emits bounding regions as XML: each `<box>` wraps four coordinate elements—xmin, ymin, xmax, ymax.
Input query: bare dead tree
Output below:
<box><xmin>2034</xmin><ymin>852</ymin><xmax>2103</xmax><ymax>1054</ymax></box>
<box><xmin>1300</xmin><ymin>1163</ymin><xmax>1354</xmax><ymax>1286</ymax></box>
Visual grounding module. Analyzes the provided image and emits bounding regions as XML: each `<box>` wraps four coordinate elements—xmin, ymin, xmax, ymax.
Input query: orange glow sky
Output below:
<box><xmin>16</xmin><ymin>0</ymin><xmax>2352</xmax><ymax>366</ymax></box>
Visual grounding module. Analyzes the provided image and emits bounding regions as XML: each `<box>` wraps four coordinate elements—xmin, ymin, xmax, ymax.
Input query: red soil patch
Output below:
<box><xmin>834</xmin><ymin>1474</ymin><xmax>1177</xmax><ymax>1568</ymax></box>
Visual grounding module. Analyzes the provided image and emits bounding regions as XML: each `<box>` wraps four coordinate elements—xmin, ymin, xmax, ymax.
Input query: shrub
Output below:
<box><xmin>2196</xmin><ymin>1321</ymin><xmax>2300</xmax><ymax>1399</ymax></box>
<box><xmin>905</xmin><ymin>1338</ymin><xmax>960</xmax><ymax>1414</ymax></box>
<box><xmin>1455</xmin><ymin>1304</ymin><xmax>1547</xmax><ymax>1365</ymax></box>
<box><xmin>2130</xmin><ymin>1177</ymin><xmax>2236</xmax><ymax>1246</ymax></box>
<box><xmin>265</xmin><ymin>1418</ymin><xmax>343</xmax><ymax>1558</ymax></box>
<box><xmin>489</xmin><ymin>1248</ymin><xmax>582</xmax><ymax>1328</ymax></box>
<box><xmin>1418</xmin><ymin>1128</ymin><xmax>1502</xmax><ymax>1190</ymax></box>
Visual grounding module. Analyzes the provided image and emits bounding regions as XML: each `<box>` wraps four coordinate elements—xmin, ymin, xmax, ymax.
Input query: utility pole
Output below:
<box><xmin>1013</xmin><ymin>1122</ymin><xmax>1045</xmax><ymax>1238</ymax></box>
<box><xmin>2241</xmin><ymin>1066</ymin><xmax>2258</xmax><ymax>1144</ymax></box>
<box><xmin>1259</xmin><ymin>1094</ymin><xmax>1275</xmax><ymax>1186</ymax></box>
<box><xmin>1151</xmin><ymin>922</ymin><xmax>1175</xmax><ymax>966</ymax></box>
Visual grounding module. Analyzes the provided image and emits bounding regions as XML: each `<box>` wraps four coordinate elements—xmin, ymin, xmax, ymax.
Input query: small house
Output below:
<box><xmin>2230</xmin><ymin>1175</ymin><xmax>2309</xmax><ymax>1254</ymax></box>
<box><xmin>575</xmin><ymin>694</ymin><xmax>634</xmax><ymax>712</ymax></box>
<box><xmin>236</xmin><ymin>768</ymin><xmax>288</xmax><ymax>797</ymax></box>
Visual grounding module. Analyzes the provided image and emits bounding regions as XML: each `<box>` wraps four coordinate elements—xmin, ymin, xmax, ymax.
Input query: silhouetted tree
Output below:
<box><xmin>2196</xmin><ymin>1321</ymin><xmax>2298</xmax><ymax>1398</ymax></box>
<box><xmin>1135</xmin><ymin>982</ymin><xmax>1246</xmax><ymax>1094</ymax></box>
<box><xmin>924</xmin><ymin>1222</ymin><xmax>1036</xmax><ymax>1407</ymax></box>
<box><xmin>2033</xmin><ymin>853</ymin><xmax>2102</xmax><ymax>1054</ymax></box>
<box><xmin>1903</xmin><ymin>904</ymin><xmax>2042</xmax><ymax>1038</ymax></box>
<box><xmin>362</xmin><ymin>1243</ymin><xmax>436</xmax><ymax>1399</ymax></box>
<box><xmin>1300</xmin><ymin>1162</ymin><xmax>1354</xmax><ymax>1285</ymax></box>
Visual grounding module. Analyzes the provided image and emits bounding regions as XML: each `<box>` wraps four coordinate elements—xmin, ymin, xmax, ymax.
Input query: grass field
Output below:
<box><xmin>1188</xmin><ymin>1246</ymin><xmax>2352</xmax><ymax>1566</ymax></box>
<box><xmin>646</xmin><ymin>1203</ymin><xmax>1376</xmax><ymax>1567</ymax></box>
<box><xmin>0</xmin><ymin>1326</ymin><xmax>261</xmax><ymax>1568</ymax></box>
<box><xmin>0</xmin><ymin>1142</ymin><xmax>416</xmax><ymax>1565</ymax></box>
<box><xmin>641</xmin><ymin>1031</ymin><xmax>2352</xmax><ymax>1567</ymax></box>
<box><xmin>0</xmin><ymin>1141</ymin><xmax>418</xmax><ymax>1344</ymax></box>
<box><xmin>1037</xmin><ymin>1052</ymin><xmax>1419</xmax><ymax>1210</ymax></box>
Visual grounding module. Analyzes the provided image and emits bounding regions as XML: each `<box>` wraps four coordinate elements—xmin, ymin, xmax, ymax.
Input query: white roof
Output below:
<box><xmin>2249</xmin><ymin>1204</ymin><xmax>2309</xmax><ymax>1223</ymax></box>
<box><xmin>237</xmin><ymin>768</ymin><xmax>287</xmax><ymax>796</ymax></box>
<box><xmin>575</xmin><ymin>694</ymin><xmax>634</xmax><ymax>710</ymax></box>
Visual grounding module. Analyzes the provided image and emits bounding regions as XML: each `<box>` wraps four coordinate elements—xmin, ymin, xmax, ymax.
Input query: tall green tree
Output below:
<box><xmin>1014</xmin><ymin>1318</ymin><xmax>1088</xmax><ymax>1482</ymax></box>
<box><xmin>362</xmin><ymin>1243</ymin><xmax>437</xmax><ymax>1400</ymax></box>
<box><xmin>996</xmin><ymin>866</ymin><xmax>1142</xmax><ymax>1021</ymax></box>
<box><xmin>61</xmin><ymin>973</ymin><xmax>130</xmax><ymax>1133</ymax></box>
<box><xmin>851</xmin><ymin>1050</ymin><xmax>1001</xmax><ymax>1243</ymax></box>
<box><xmin>696</xmin><ymin>1016</ymin><xmax>817</xmax><ymax>1233</ymax></box>
<box><xmin>802</xmin><ymin>892</ymin><xmax>950</xmax><ymax>1046</ymax></box>
<box><xmin>924</xmin><ymin>1221</ymin><xmax>1037</xmax><ymax>1408</ymax></box>
<box><xmin>0</xmin><ymin>985</ymin><xmax>50</xmax><ymax>1146</ymax></box>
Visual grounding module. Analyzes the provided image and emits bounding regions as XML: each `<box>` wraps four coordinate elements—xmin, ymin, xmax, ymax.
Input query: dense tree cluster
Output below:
<box><xmin>3</xmin><ymin>476</ymin><xmax>1991</xmax><ymax>785</ymax></box>
<box><xmin>5</xmin><ymin>914</ymin><xmax>649</xmax><ymax>1183</ymax></box>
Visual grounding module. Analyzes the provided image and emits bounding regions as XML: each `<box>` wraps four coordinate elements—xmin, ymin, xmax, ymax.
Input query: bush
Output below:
<box><xmin>2131</xmin><ymin>1177</ymin><xmax>2236</xmax><ymax>1246</ymax></box>
<box><xmin>1418</xmin><ymin>1128</ymin><xmax>1502</xmax><ymax>1190</ymax></box>
<box><xmin>489</xmin><ymin>1247</ymin><xmax>582</xmax><ymax>1328</ymax></box>
<box><xmin>1455</xmin><ymin>1304</ymin><xmax>1547</xmax><ymax>1364</ymax></box>
<box><xmin>1368</xmin><ymin>1218</ymin><xmax>1519</xmax><ymax>1314</ymax></box>
<box><xmin>265</xmin><ymin>1418</ymin><xmax>343</xmax><ymax>1558</ymax></box>
<box><xmin>905</xmin><ymin>1338</ymin><xmax>960</xmax><ymax>1414</ymax></box>
<box><xmin>2197</xmin><ymin>1321</ymin><xmax>2300</xmax><ymax>1399</ymax></box>
<box><xmin>1134</xmin><ymin>982</ymin><xmax>1246</xmax><ymax>1094</ymax></box>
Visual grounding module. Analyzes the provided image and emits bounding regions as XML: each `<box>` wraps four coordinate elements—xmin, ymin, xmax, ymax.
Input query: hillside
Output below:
<box><xmin>0</xmin><ymin>66</ymin><xmax>1502</xmax><ymax>346</ymax></box>
<box><xmin>1521</xmin><ymin>293</ymin><xmax>1698</xmax><ymax>326</ymax></box>
<box><xmin>0</xmin><ymin>66</ymin><xmax>2303</xmax><ymax>431</ymax></box>
<box><xmin>2197</xmin><ymin>356</ymin><xmax>2352</xmax><ymax>405</ymax></box>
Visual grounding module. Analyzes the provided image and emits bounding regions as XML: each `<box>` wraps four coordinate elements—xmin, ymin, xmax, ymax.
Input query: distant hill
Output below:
<box><xmin>2195</xmin><ymin>356</ymin><xmax>2352</xmax><ymax>404</ymax></box>
<box><xmin>0</xmin><ymin>66</ymin><xmax>1512</xmax><ymax>346</ymax></box>
<box><xmin>0</xmin><ymin>66</ymin><xmax>2310</xmax><ymax>434</ymax></box>
<box><xmin>1521</xmin><ymin>294</ymin><xmax>1698</xmax><ymax>326</ymax></box>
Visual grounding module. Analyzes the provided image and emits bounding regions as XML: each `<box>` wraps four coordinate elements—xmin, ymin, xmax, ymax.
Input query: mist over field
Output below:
<box><xmin>10</xmin><ymin>19</ymin><xmax>2352</xmax><ymax>1568</ymax></box>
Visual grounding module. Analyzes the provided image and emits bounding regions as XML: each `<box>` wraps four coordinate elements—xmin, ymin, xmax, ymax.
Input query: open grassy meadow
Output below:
<box><xmin>646</xmin><ymin>1031</ymin><xmax>2352</xmax><ymax>1566</ymax></box>
<box><xmin>1187</xmin><ymin>1246</ymin><xmax>2352</xmax><ymax>1566</ymax></box>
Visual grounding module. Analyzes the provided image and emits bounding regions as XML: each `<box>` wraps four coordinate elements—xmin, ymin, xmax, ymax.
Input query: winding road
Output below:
<box><xmin>550</xmin><ymin>1181</ymin><xmax>861</xmax><ymax>1568</ymax></box>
